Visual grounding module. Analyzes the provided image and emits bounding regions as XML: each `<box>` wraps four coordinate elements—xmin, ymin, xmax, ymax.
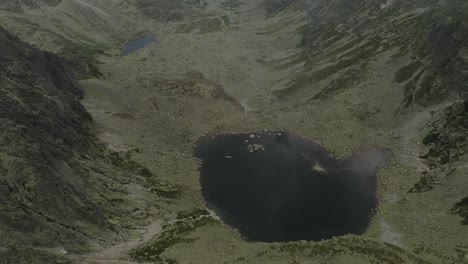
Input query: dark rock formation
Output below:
<box><xmin>420</xmin><ymin>100</ymin><xmax>468</xmax><ymax>168</ymax></box>
<box><xmin>0</xmin><ymin>26</ymin><xmax>150</xmax><ymax>257</ymax></box>
<box><xmin>450</xmin><ymin>196</ymin><xmax>468</xmax><ymax>225</ymax></box>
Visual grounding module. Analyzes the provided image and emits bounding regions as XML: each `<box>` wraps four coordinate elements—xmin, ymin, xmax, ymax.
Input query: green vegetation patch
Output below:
<box><xmin>176</xmin><ymin>208</ymin><xmax>210</xmax><ymax>220</ymax></box>
<box><xmin>450</xmin><ymin>197</ymin><xmax>468</xmax><ymax>225</ymax></box>
<box><xmin>0</xmin><ymin>246</ymin><xmax>71</xmax><ymax>264</ymax></box>
<box><xmin>130</xmin><ymin>209</ymin><xmax>218</xmax><ymax>263</ymax></box>
<box><xmin>220</xmin><ymin>1</ymin><xmax>244</xmax><ymax>10</ymax></box>
<box><xmin>275</xmin><ymin>36</ymin><xmax>383</xmax><ymax>97</ymax></box>
<box><xmin>322</xmin><ymin>35</ymin><xmax>365</xmax><ymax>58</ymax></box>
<box><xmin>273</xmin><ymin>238</ymin><xmax>432</xmax><ymax>264</ymax></box>
<box><xmin>309</xmin><ymin>64</ymin><xmax>367</xmax><ymax>101</ymax></box>
<box><xmin>108</xmin><ymin>152</ymin><xmax>180</xmax><ymax>198</ymax></box>
<box><xmin>395</xmin><ymin>61</ymin><xmax>422</xmax><ymax>83</ymax></box>
<box><xmin>272</xmin><ymin>51</ymin><xmax>308</xmax><ymax>70</ymax></box>
<box><xmin>176</xmin><ymin>16</ymin><xmax>231</xmax><ymax>34</ymax></box>
<box><xmin>408</xmin><ymin>173</ymin><xmax>440</xmax><ymax>193</ymax></box>
<box><xmin>419</xmin><ymin>100</ymin><xmax>468</xmax><ymax>168</ymax></box>
<box><xmin>399</xmin><ymin>71</ymin><xmax>424</xmax><ymax>110</ymax></box>
<box><xmin>58</xmin><ymin>41</ymin><xmax>107</xmax><ymax>79</ymax></box>
<box><xmin>112</xmin><ymin>112</ymin><xmax>135</xmax><ymax>119</ymax></box>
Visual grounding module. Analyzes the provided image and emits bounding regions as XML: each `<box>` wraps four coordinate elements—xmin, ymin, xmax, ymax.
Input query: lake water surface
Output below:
<box><xmin>195</xmin><ymin>131</ymin><xmax>392</xmax><ymax>242</ymax></box>
<box><xmin>121</xmin><ymin>35</ymin><xmax>157</xmax><ymax>57</ymax></box>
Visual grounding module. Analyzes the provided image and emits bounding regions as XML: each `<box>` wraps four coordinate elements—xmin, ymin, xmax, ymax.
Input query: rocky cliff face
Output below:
<box><xmin>0</xmin><ymin>26</ymin><xmax>159</xmax><ymax>261</ymax></box>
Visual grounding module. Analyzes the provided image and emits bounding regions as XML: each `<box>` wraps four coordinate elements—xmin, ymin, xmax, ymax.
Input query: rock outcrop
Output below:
<box><xmin>0</xmin><ymin>26</ymin><xmax>154</xmax><ymax>259</ymax></box>
<box><xmin>272</xmin><ymin>0</ymin><xmax>468</xmax><ymax>109</ymax></box>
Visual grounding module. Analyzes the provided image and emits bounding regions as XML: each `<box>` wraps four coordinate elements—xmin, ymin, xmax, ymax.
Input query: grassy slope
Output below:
<box><xmin>0</xmin><ymin>0</ymin><xmax>466</xmax><ymax>263</ymax></box>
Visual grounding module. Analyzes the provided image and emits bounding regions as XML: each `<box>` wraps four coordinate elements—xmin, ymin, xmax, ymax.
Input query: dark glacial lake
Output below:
<box><xmin>121</xmin><ymin>35</ymin><xmax>157</xmax><ymax>57</ymax></box>
<box><xmin>194</xmin><ymin>131</ymin><xmax>392</xmax><ymax>242</ymax></box>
